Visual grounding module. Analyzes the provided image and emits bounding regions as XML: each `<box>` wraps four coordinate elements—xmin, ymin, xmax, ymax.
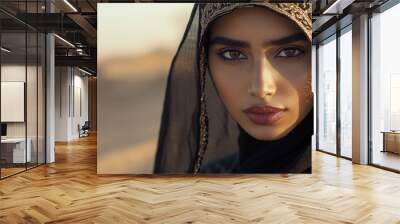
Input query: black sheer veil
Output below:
<box><xmin>154</xmin><ymin>4</ymin><xmax>240</xmax><ymax>173</ymax></box>
<box><xmin>154</xmin><ymin>4</ymin><xmax>200</xmax><ymax>173</ymax></box>
<box><xmin>154</xmin><ymin>2</ymin><xmax>312</xmax><ymax>174</ymax></box>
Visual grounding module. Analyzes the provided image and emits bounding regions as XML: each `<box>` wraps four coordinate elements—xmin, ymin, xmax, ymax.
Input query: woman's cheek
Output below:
<box><xmin>210</xmin><ymin>66</ymin><xmax>246</xmax><ymax>113</ymax></box>
<box><xmin>212</xmin><ymin>68</ymin><xmax>241</xmax><ymax>98</ymax></box>
<box><xmin>286</xmin><ymin>57</ymin><xmax>312</xmax><ymax>116</ymax></box>
<box><xmin>277</xmin><ymin>60</ymin><xmax>311</xmax><ymax>119</ymax></box>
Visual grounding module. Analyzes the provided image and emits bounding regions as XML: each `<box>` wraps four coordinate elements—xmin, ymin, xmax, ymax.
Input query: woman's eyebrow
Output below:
<box><xmin>209</xmin><ymin>33</ymin><xmax>306</xmax><ymax>48</ymax></box>
<box><xmin>264</xmin><ymin>33</ymin><xmax>306</xmax><ymax>46</ymax></box>
<box><xmin>208</xmin><ymin>36</ymin><xmax>250</xmax><ymax>48</ymax></box>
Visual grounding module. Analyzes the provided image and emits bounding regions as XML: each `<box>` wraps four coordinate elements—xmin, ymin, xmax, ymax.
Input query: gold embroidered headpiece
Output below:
<box><xmin>199</xmin><ymin>2</ymin><xmax>312</xmax><ymax>43</ymax></box>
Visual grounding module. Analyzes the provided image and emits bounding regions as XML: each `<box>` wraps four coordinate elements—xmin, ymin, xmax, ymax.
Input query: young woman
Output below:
<box><xmin>154</xmin><ymin>2</ymin><xmax>313</xmax><ymax>174</ymax></box>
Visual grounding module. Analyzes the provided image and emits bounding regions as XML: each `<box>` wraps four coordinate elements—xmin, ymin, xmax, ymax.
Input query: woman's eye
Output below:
<box><xmin>276</xmin><ymin>47</ymin><xmax>304</xmax><ymax>58</ymax></box>
<box><xmin>218</xmin><ymin>49</ymin><xmax>247</xmax><ymax>61</ymax></box>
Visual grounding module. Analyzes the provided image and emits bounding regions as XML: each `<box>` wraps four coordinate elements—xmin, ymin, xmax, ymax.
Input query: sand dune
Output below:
<box><xmin>99</xmin><ymin>48</ymin><xmax>175</xmax><ymax>81</ymax></box>
<box><xmin>98</xmin><ymin>49</ymin><xmax>172</xmax><ymax>174</ymax></box>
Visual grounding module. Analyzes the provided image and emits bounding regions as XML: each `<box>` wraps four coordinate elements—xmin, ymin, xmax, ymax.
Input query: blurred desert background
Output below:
<box><xmin>97</xmin><ymin>3</ymin><xmax>194</xmax><ymax>174</ymax></box>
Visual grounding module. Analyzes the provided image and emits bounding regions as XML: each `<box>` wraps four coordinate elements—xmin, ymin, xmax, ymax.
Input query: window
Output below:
<box><xmin>0</xmin><ymin>1</ymin><xmax>46</xmax><ymax>179</ymax></box>
<box><xmin>317</xmin><ymin>35</ymin><xmax>337</xmax><ymax>154</ymax></box>
<box><xmin>370</xmin><ymin>2</ymin><xmax>400</xmax><ymax>171</ymax></box>
<box><xmin>339</xmin><ymin>28</ymin><xmax>352</xmax><ymax>158</ymax></box>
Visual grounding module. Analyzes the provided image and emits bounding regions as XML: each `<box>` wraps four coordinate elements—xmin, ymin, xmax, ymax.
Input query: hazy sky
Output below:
<box><xmin>98</xmin><ymin>3</ymin><xmax>194</xmax><ymax>60</ymax></box>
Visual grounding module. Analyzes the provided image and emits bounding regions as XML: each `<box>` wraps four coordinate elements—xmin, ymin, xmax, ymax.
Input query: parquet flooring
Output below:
<box><xmin>1</xmin><ymin>167</ymin><xmax>26</xmax><ymax>178</ymax></box>
<box><xmin>0</xmin><ymin>134</ymin><xmax>400</xmax><ymax>223</ymax></box>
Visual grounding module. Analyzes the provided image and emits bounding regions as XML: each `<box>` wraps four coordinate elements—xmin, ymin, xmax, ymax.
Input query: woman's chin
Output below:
<box><xmin>243</xmin><ymin>123</ymin><xmax>294</xmax><ymax>141</ymax></box>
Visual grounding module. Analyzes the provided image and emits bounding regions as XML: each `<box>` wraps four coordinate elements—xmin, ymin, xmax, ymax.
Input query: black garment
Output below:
<box><xmin>201</xmin><ymin>111</ymin><xmax>313</xmax><ymax>173</ymax></box>
<box><xmin>238</xmin><ymin>110</ymin><xmax>313</xmax><ymax>173</ymax></box>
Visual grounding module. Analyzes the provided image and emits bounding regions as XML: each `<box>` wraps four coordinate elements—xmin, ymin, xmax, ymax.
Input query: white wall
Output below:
<box><xmin>1</xmin><ymin>82</ymin><xmax>25</xmax><ymax>122</ymax></box>
<box><xmin>1</xmin><ymin>63</ymin><xmax>46</xmax><ymax>164</ymax></box>
<box><xmin>55</xmin><ymin>67</ymin><xmax>89</xmax><ymax>141</ymax></box>
<box><xmin>1</xmin><ymin>65</ymin><xmax>27</xmax><ymax>143</ymax></box>
<box><xmin>1</xmin><ymin>65</ymin><xmax>35</xmax><ymax>138</ymax></box>
<box><xmin>55</xmin><ymin>66</ymin><xmax>70</xmax><ymax>141</ymax></box>
<box><xmin>72</xmin><ymin>73</ymin><xmax>89</xmax><ymax>138</ymax></box>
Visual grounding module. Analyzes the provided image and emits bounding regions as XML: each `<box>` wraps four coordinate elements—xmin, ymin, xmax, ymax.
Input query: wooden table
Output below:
<box><xmin>1</xmin><ymin>138</ymin><xmax>31</xmax><ymax>164</ymax></box>
<box><xmin>381</xmin><ymin>131</ymin><xmax>400</xmax><ymax>154</ymax></box>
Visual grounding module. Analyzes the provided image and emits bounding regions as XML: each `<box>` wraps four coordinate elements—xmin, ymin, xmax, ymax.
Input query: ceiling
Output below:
<box><xmin>0</xmin><ymin>0</ymin><xmax>101</xmax><ymax>74</ymax></box>
<box><xmin>312</xmin><ymin>0</ymin><xmax>391</xmax><ymax>44</ymax></box>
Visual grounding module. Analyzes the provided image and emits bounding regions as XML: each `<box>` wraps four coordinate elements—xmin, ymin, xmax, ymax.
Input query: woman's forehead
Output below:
<box><xmin>209</xmin><ymin>7</ymin><xmax>304</xmax><ymax>44</ymax></box>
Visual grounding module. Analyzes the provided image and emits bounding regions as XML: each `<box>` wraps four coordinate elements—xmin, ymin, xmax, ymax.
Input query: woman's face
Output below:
<box><xmin>208</xmin><ymin>6</ymin><xmax>312</xmax><ymax>141</ymax></box>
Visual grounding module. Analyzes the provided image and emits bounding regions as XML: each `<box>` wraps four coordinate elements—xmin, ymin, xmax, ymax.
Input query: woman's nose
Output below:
<box><xmin>248</xmin><ymin>58</ymin><xmax>277</xmax><ymax>99</ymax></box>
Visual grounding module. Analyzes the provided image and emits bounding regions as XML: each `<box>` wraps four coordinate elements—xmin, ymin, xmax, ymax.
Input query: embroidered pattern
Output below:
<box><xmin>199</xmin><ymin>2</ymin><xmax>312</xmax><ymax>44</ymax></box>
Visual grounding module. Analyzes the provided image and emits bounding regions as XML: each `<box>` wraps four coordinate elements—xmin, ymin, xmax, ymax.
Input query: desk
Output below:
<box><xmin>381</xmin><ymin>131</ymin><xmax>400</xmax><ymax>154</ymax></box>
<box><xmin>1</xmin><ymin>138</ymin><xmax>31</xmax><ymax>163</ymax></box>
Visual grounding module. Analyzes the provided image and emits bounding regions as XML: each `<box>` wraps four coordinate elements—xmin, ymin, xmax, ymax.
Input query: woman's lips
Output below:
<box><xmin>243</xmin><ymin>105</ymin><xmax>286</xmax><ymax>125</ymax></box>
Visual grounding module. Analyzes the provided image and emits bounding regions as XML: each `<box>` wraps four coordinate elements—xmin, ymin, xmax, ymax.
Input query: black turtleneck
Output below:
<box><xmin>237</xmin><ymin>110</ymin><xmax>313</xmax><ymax>173</ymax></box>
<box><xmin>200</xmin><ymin>110</ymin><xmax>313</xmax><ymax>173</ymax></box>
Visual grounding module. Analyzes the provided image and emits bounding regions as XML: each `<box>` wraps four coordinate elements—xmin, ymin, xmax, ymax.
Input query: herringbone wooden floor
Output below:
<box><xmin>1</xmin><ymin>134</ymin><xmax>400</xmax><ymax>224</ymax></box>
